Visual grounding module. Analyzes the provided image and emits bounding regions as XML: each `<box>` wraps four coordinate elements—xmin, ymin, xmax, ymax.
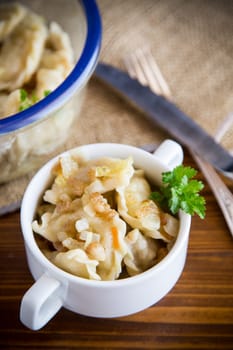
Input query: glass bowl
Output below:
<box><xmin>0</xmin><ymin>0</ymin><xmax>102</xmax><ymax>184</ymax></box>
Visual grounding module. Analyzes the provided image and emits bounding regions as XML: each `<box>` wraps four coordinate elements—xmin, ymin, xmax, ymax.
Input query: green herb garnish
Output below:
<box><xmin>43</xmin><ymin>89</ymin><xmax>51</xmax><ymax>97</ymax></box>
<box><xmin>19</xmin><ymin>89</ymin><xmax>52</xmax><ymax>112</ymax></box>
<box><xmin>150</xmin><ymin>165</ymin><xmax>206</xmax><ymax>219</ymax></box>
<box><xmin>19</xmin><ymin>89</ymin><xmax>32</xmax><ymax>111</ymax></box>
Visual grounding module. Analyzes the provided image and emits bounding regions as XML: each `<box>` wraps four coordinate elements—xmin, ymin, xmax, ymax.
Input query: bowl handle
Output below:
<box><xmin>153</xmin><ymin>139</ymin><xmax>183</xmax><ymax>169</ymax></box>
<box><xmin>20</xmin><ymin>274</ymin><xmax>65</xmax><ymax>330</ymax></box>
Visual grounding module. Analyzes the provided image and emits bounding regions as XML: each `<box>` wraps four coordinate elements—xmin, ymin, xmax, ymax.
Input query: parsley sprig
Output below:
<box><xmin>150</xmin><ymin>165</ymin><xmax>206</xmax><ymax>219</ymax></box>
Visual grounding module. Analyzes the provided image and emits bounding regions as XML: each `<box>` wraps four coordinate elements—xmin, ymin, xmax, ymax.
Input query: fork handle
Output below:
<box><xmin>191</xmin><ymin>151</ymin><xmax>233</xmax><ymax>237</ymax></box>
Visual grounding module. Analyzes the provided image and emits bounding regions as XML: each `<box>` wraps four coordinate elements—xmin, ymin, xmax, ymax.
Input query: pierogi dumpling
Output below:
<box><xmin>0</xmin><ymin>10</ymin><xmax>47</xmax><ymax>91</ymax></box>
<box><xmin>0</xmin><ymin>3</ymin><xmax>26</xmax><ymax>42</ymax></box>
<box><xmin>35</xmin><ymin>22</ymin><xmax>75</xmax><ymax>99</ymax></box>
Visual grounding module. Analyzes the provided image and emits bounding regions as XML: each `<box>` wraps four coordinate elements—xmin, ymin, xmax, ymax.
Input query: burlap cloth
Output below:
<box><xmin>1</xmin><ymin>0</ymin><xmax>233</xmax><ymax>214</ymax></box>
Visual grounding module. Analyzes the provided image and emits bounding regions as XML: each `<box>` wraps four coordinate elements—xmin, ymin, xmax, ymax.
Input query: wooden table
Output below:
<box><xmin>0</xmin><ymin>151</ymin><xmax>232</xmax><ymax>350</ymax></box>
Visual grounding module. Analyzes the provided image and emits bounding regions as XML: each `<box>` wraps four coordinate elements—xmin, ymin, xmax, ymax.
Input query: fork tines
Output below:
<box><xmin>123</xmin><ymin>48</ymin><xmax>171</xmax><ymax>99</ymax></box>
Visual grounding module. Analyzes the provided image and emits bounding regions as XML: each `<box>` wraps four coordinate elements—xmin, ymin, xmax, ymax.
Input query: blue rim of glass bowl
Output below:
<box><xmin>0</xmin><ymin>0</ymin><xmax>102</xmax><ymax>135</ymax></box>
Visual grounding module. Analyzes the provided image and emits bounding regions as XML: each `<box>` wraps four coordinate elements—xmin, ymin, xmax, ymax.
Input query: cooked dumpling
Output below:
<box><xmin>33</xmin><ymin>189</ymin><xmax>129</xmax><ymax>281</ymax></box>
<box><xmin>39</xmin><ymin>21</ymin><xmax>74</xmax><ymax>75</ymax></box>
<box><xmin>1</xmin><ymin>89</ymin><xmax>21</xmax><ymax>117</ymax></box>
<box><xmin>81</xmin><ymin>191</ymin><xmax>128</xmax><ymax>281</ymax></box>
<box><xmin>43</xmin><ymin>155</ymin><xmax>135</xmax><ymax>205</ymax></box>
<box><xmin>121</xmin><ymin>169</ymin><xmax>152</xmax><ymax>217</ymax></box>
<box><xmin>35</xmin><ymin>21</ymin><xmax>74</xmax><ymax>99</ymax></box>
<box><xmin>32</xmin><ymin>198</ymin><xmax>84</xmax><ymax>243</ymax></box>
<box><xmin>117</xmin><ymin>171</ymin><xmax>167</xmax><ymax>240</ymax></box>
<box><xmin>117</xmin><ymin>171</ymin><xmax>179</xmax><ymax>242</ymax></box>
<box><xmin>43</xmin><ymin>155</ymin><xmax>96</xmax><ymax>204</ymax></box>
<box><xmin>124</xmin><ymin>229</ymin><xmax>158</xmax><ymax>276</ymax></box>
<box><xmin>160</xmin><ymin>212</ymin><xmax>180</xmax><ymax>241</ymax></box>
<box><xmin>51</xmin><ymin>249</ymin><xmax>101</xmax><ymax>280</ymax></box>
<box><xmin>0</xmin><ymin>3</ymin><xmax>26</xmax><ymax>42</ymax></box>
<box><xmin>86</xmin><ymin>156</ymin><xmax>134</xmax><ymax>194</ymax></box>
<box><xmin>35</xmin><ymin>68</ymin><xmax>64</xmax><ymax>99</ymax></box>
<box><xmin>0</xmin><ymin>10</ymin><xmax>47</xmax><ymax>91</ymax></box>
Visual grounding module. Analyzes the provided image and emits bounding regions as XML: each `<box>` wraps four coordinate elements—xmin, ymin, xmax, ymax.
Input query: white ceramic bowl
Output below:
<box><xmin>0</xmin><ymin>0</ymin><xmax>101</xmax><ymax>184</ymax></box>
<box><xmin>20</xmin><ymin>140</ymin><xmax>191</xmax><ymax>330</ymax></box>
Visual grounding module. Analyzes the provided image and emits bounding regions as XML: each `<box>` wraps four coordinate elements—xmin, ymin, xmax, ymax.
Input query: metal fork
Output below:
<box><xmin>124</xmin><ymin>48</ymin><xmax>233</xmax><ymax>237</ymax></box>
